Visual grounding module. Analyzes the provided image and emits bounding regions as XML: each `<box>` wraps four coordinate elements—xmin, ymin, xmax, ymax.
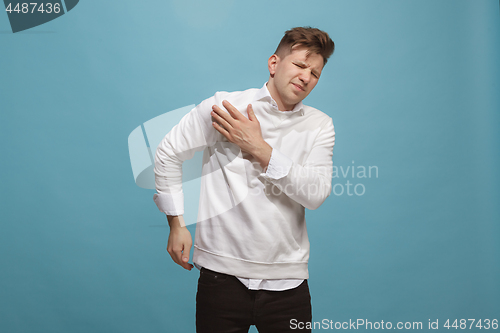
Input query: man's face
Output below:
<box><xmin>268</xmin><ymin>46</ymin><xmax>324</xmax><ymax>111</ymax></box>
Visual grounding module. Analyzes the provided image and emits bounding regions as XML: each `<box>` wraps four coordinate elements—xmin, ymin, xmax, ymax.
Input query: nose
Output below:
<box><xmin>299</xmin><ymin>70</ymin><xmax>311</xmax><ymax>85</ymax></box>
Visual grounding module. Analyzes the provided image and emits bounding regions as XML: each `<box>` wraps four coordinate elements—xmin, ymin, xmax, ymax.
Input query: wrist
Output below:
<box><xmin>167</xmin><ymin>215</ymin><xmax>186</xmax><ymax>228</ymax></box>
<box><xmin>250</xmin><ymin>140</ymin><xmax>272</xmax><ymax>169</ymax></box>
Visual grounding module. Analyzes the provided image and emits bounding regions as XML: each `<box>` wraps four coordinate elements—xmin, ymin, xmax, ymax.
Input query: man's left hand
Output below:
<box><xmin>211</xmin><ymin>100</ymin><xmax>272</xmax><ymax>169</ymax></box>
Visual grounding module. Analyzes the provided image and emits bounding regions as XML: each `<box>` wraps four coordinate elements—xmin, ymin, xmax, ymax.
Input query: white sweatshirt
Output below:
<box><xmin>154</xmin><ymin>83</ymin><xmax>335</xmax><ymax>279</ymax></box>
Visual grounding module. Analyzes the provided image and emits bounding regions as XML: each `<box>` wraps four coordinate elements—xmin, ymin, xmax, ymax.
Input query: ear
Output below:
<box><xmin>268</xmin><ymin>54</ymin><xmax>279</xmax><ymax>76</ymax></box>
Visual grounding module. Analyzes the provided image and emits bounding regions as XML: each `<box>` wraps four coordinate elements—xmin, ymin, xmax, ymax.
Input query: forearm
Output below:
<box><xmin>154</xmin><ymin>105</ymin><xmax>210</xmax><ymax>215</ymax></box>
<box><xmin>249</xmin><ymin>139</ymin><xmax>273</xmax><ymax>170</ymax></box>
<box><xmin>153</xmin><ymin>136</ymin><xmax>186</xmax><ymax>215</ymax></box>
<box><xmin>261</xmin><ymin>119</ymin><xmax>335</xmax><ymax>210</ymax></box>
<box><xmin>262</xmin><ymin>150</ymin><xmax>333</xmax><ymax>210</ymax></box>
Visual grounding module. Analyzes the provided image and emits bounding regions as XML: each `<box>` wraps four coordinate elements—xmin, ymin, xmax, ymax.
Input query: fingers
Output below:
<box><xmin>212</xmin><ymin>100</ymin><xmax>245</xmax><ymax>123</ymax></box>
<box><xmin>182</xmin><ymin>245</ymin><xmax>193</xmax><ymax>270</ymax></box>
<box><xmin>166</xmin><ymin>229</ymin><xmax>194</xmax><ymax>271</ymax></box>
<box><xmin>222</xmin><ymin>100</ymin><xmax>244</xmax><ymax>120</ymax></box>
<box><xmin>212</xmin><ymin>103</ymin><xmax>234</xmax><ymax>141</ymax></box>
<box><xmin>167</xmin><ymin>243</ymin><xmax>180</xmax><ymax>265</ymax></box>
<box><xmin>247</xmin><ymin>104</ymin><xmax>257</xmax><ymax>121</ymax></box>
<box><xmin>211</xmin><ymin>106</ymin><xmax>232</xmax><ymax>130</ymax></box>
<box><xmin>168</xmin><ymin>245</ymin><xmax>193</xmax><ymax>270</ymax></box>
<box><xmin>212</xmin><ymin>121</ymin><xmax>231</xmax><ymax>141</ymax></box>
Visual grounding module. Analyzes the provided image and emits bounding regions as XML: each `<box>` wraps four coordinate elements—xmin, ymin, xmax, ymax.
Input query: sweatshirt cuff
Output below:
<box><xmin>153</xmin><ymin>192</ymin><xmax>184</xmax><ymax>216</ymax></box>
<box><xmin>260</xmin><ymin>148</ymin><xmax>293</xmax><ymax>180</ymax></box>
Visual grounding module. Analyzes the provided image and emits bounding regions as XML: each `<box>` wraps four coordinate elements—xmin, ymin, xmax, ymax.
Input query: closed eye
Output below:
<box><xmin>294</xmin><ymin>62</ymin><xmax>320</xmax><ymax>79</ymax></box>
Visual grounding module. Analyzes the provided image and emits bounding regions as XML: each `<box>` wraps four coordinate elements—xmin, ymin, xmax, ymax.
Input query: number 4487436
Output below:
<box><xmin>5</xmin><ymin>3</ymin><xmax>61</xmax><ymax>14</ymax></box>
<box><xmin>444</xmin><ymin>319</ymin><xmax>498</xmax><ymax>330</ymax></box>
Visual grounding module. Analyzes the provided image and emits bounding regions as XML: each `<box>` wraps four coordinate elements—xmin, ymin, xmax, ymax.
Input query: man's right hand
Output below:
<box><xmin>166</xmin><ymin>215</ymin><xmax>194</xmax><ymax>271</ymax></box>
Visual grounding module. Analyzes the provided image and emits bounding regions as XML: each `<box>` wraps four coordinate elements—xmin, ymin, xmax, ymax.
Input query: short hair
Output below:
<box><xmin>274</xmin><ymin>27</ymin><xmax>335</xmax><ymax>66</ymax></box>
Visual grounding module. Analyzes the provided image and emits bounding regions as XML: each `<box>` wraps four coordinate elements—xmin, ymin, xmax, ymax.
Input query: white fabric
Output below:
<box><xmin>154</xmin><ymin>83</ymin><xmax>335</xmax><ymax>284</ymax></box>
<box><xmin>194</xmin><ymin>263</ymin><xmax>303</xmax><ymax>291</ymax></box>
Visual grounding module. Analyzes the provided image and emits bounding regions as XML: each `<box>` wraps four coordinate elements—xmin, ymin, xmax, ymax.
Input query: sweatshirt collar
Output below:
<box><xmin>253</xmin><ymin>82</ymin><xmax>305</xmax><ymax>116</ymax></box>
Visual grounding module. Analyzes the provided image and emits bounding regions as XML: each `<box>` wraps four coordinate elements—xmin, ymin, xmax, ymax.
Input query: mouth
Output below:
<box><xmin>292</xmin><ymin>83</ymin><xmax>305</xmax><ymax>92</ymax></box>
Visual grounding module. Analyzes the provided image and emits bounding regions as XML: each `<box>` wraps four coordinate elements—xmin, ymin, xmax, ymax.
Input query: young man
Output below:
<box><xmin>154</xmin><ymin>27</ymin><xmax>335</xmax><ymax>333</ymax></box>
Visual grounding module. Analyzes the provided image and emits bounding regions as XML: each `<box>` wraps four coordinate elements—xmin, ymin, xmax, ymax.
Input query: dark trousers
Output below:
<box><xmin>196</xmin><ymin>268</ymin><xmax>312</xmax><ymax>333</ymax></box>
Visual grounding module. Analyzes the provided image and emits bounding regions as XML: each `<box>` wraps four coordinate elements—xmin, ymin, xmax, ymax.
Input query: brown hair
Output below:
<box><xmin>274</xmin><ymin>27</ymin><xmax>335</xmax><ymax>66</ymax></box>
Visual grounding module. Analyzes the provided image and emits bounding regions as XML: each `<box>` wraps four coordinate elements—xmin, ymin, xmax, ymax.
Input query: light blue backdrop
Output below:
<box><xmin>1</xmin><ymin>1</ymin><xmax>499</xmax><ymax>332</ymax></box>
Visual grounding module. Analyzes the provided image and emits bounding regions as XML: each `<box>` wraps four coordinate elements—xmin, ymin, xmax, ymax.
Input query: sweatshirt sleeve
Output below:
<box><xmin>260</xmin><ymin>117</ymin><xmax>335</xmax><ymax>210</ymax></box>
<box><xmin>153</xmin><ymin>95</ymin><xmax>220</xmax><ymax>215</ymax></box>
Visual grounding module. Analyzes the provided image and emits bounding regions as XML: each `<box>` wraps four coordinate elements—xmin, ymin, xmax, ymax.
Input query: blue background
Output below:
<box><xmin>1</xmin><ymin>0</ymin><xmax>499</xmax><ymax>332</ymax></box>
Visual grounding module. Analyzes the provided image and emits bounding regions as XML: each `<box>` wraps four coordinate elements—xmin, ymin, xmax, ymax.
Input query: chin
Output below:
<box><xmin>288</xmin><ymin>94</ymin><xmax>304</xmax><ymax>105</ymax></box>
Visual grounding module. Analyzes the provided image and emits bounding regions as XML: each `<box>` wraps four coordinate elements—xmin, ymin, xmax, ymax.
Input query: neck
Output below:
<box><xmin>266</xmin><ymin>79</ymin><xmax>295</xmax><ymax>111</ymax></box>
